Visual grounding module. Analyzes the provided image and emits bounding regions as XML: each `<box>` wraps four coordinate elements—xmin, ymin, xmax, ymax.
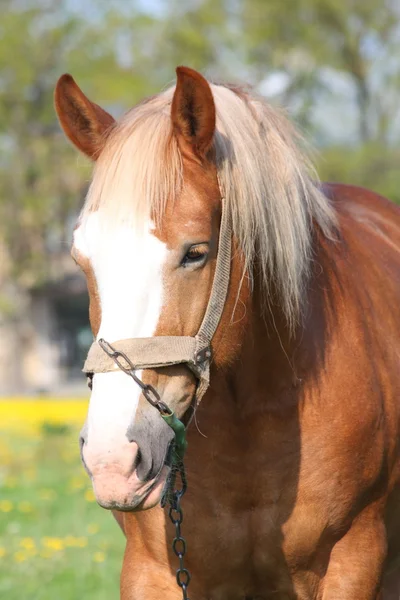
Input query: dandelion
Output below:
<box><xmin>64</xmin><ymin>535</ymin><xmax>77</xmax><ymax>547</ymax></box>
<box><xmin>42</xmin><ymin>537</ymin><xmax>64</xmax><ymax>551</ymax></box>
<box><xmin>14</xmin><ymin>550</ymin><xmax>28</xmax><ymax>563</ymax></box>
<box><xmin>93</xmin><ymin>551</ymin><xmax>106</xmax><ymax>563</ymax></box>
<box><xmin>87</xmin><ymin>523</ymin><xmax>99</xmax><ymax>535</ymax></box>
<box><xmin>64</xmin><ymin>536</ymin><xmax>87</xmax><ymax>548</ymax></box>
<box><xmin>0</xmin><ymin>500</ymin><xmax>13</xmax><ymax>512</ymax></box>
<box><xmin>69</xmin><ymin>476</ymin><xmax>85</xmax><ymax>491</ymax></box>
<box><xmin>18</xmin><ymin>501</ymin><xmax>33</xmax><ymax>513</ymax></box>
<box><xmin>20</xmin><ymin>538</ymin><xmax>35</xmax><ymax>550</ymax></box>
<box><xmin>84</xmin><ymin>489</ymin><xmax>95</xmax><ymax>502</ymax></box>
<box><xmin>0</xmin><ymin>547</ymin><xmax>6</xmax><ymax>558</ymax></box>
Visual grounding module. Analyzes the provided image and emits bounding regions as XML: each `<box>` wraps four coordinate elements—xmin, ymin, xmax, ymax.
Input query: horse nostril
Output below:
<box><xmin>129</xmin><ymin>446</ymin><xmax>153</xmax><ymax>482</ymax></box>
<box><xmin>128</xmin><ymin>441</ymin><xmax>155</xmax><ymax>482</ymax></box>
<box><xmin>132</xmin><ymin>447</ymin><xmax>142</xmax><ymax>474</ymax></box>
<box><xmin>79</xmin><ymin>423</ymin><xmax>88</xmax><ymax>449</ymax></box>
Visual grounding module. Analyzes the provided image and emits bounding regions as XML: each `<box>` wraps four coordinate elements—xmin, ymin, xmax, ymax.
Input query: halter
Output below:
<box><xmin>83</xmin><ymin>197</ymin><xmax>232</xmax><ymax>407</ymax></box>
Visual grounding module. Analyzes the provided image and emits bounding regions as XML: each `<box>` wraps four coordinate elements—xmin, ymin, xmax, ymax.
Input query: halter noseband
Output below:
<box><xmin>83</xmin><ymin>198</ymin><xmax>232</xmax><ymax>407</ymax></box>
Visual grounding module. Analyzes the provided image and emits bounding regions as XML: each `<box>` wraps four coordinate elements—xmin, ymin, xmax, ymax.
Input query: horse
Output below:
<box><xmin>54</xmin><ymin>66</ymin><xmax>400</xmax><ymax>599</ymax></box>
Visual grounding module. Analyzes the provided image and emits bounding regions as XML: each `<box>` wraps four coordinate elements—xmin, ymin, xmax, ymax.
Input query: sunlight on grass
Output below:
<box><xmin>0</xmin><ymin>399</ymin><xmax>125</xmax><ymax>599</ymax></box>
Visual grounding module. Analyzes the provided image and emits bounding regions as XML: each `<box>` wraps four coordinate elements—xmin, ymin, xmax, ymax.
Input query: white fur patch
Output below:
<box><xmin>74</xmin><ymin>212</ymin><xmax>168</xmax><ymax>458</ymax></box>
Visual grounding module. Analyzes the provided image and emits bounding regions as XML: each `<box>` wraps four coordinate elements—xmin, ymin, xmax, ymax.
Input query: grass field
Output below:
<box><xmin>0</xmin><ymin>400</ymin><xmax>125</xmax><ymax>599</ymax></box>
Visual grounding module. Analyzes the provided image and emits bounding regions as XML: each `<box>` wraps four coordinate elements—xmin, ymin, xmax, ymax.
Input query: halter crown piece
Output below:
<box><xmin>83</xmin><ymin>198</ymin><xmax>232</xmax><ymax>406</ymax></box>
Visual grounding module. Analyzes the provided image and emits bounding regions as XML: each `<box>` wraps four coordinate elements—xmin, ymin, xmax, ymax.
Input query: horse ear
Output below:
<box><xmin>54</xmin><ymin>74</ymin><xmax>115</xmax><ymax>159</ymax></box>
<box><xmin>171</xmin><ymin>66</ymin><xmax>216</xmax><ymax>161</ymax></box>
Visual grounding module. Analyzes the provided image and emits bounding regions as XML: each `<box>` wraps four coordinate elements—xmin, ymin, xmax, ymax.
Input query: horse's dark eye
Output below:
<box><xmin>181</xmin><ymin>244</ymin><xmax>208</xmax><ymax>267</ymax></box>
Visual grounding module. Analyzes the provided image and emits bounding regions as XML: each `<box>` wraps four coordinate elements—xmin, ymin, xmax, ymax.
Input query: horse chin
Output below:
<box><xmin>134</xmin><ymin>472</ymin><xmax>169</xmax><ymax>511</ymax></box>
<box><xmin>94</xmin><ymin>465</ymin><xmax>169</xmax><ymax>512</ymax></box>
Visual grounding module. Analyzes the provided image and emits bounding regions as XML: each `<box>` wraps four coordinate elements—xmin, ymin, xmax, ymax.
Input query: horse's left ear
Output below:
<box><xmin>54</xmin><ymin>74</ymin><xmax>115</xmax><ymax>159</ymax></box>
<box><xmin>171</xmin><ymin>66</ymin><xmax>216</xmax><ymax>161</ymax></box>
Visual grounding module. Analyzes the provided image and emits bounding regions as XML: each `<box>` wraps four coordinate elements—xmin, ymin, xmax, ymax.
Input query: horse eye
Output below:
<box><xmin>181</xmin><ymin>244</ymin><xmax>208</xmax><ymax>267</ymax></box>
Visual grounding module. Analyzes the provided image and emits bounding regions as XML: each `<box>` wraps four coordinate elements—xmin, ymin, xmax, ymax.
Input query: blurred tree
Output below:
<box><xmin>0</xmin><ymin>0</ymin><xmax>162</xmax><ymax>292</ymax></box>
<box><xmin>0</xmin><ymin>0</ymin><xmax>399</xmax><ymax>301</ymax></box>
<box><xmin>239</xmin><ymin>0</ymin><xmax>400</xmax><ymax>144</ymax></box>
<box><xmin>150</xmin><ymin>0</ymin><xmax>400</xmax><ymax>198</ymax></box>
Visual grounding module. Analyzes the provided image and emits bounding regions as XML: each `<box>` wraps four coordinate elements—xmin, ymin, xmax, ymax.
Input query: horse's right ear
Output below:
<box><xmin>54</xmin><ymin>74</ymin><xmax>115</xmax><ymax>159</ymax></box>
<box><xmin>171</xmin><ymin>66</ymin><xmax>216</xmax><ymax>162</ymax></box>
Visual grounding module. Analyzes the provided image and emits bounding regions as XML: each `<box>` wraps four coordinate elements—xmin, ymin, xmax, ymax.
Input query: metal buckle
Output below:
<box><xmin>194</xmin><ymin>346</ymin><xmax>212</xmax><ymax>366</ymax></box>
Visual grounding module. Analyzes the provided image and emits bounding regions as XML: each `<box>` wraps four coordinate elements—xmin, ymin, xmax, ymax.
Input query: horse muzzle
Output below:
<box><xmin>80</xmin><ymin>406</ymin><xmax>175</xmax><ymax>510</ymax></box>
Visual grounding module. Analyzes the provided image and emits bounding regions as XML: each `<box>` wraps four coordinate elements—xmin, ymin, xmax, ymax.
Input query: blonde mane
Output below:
<box><xmin>83</xmin><ymin>81</ymin><xmax>336</xmax><ymax>328</ymax></box>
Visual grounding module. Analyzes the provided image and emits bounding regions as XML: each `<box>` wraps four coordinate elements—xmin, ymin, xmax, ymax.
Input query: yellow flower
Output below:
<box><xmin>0</xmin><ymin>547</ymin><xmax>6</xmax><ymax>558</ymax></box>
<box><xmin>84</xmin><ymin>489</ymin><xmax>95</xmax><ymax>502</ymax></box>
<box><xmin>42</xmin><ymin>537</ymin><xmax>64</xmax><ymax>551</ymax></box>
<box><xmin>14</xmin><ymin>550</ymin><xmax>28</xmax><ymax>563</ymax></box>
<box><xmin>0</xmin><ymin>399</ymin><xmax>88</xmax><ymax>433</ymax></box>
<box><xmin>64</xmin><ymin>536</ymin><xmax>87</xmax><ymax>548</ymax></box>
<box><xmin>0</xmin><ymin>500</ymin><xmax>13</xmax><ymax>512</ymax></box>
<box><xmin>69</xmin><ymin>476</ymin><xmax>85</xmax><ymax>491</ymax></box>
<box><xmin>93</xmin><ymin>551</ymin><xmax>106</xmax><ymax>563</ymax></box>
<box><xmin>64</xmin><ymin>535</ymin><xmax>77</xmax><ymax>547</ymax></box>
<box><xmin>87</xmin><ymin>523</ymin><xmax>99</xmax><ymax>535</ymax></box>
<box><xmin>20</xmin><ymin>538</ymin><xmax>35</xmax><ymax>550</ymax></box>
<box><xmin>18</xmin><ymin>501</ymin><xmax>33</xmax><ymax>513</ymax></box>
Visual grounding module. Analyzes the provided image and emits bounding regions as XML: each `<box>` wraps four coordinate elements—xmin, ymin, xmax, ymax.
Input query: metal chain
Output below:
<box><xmin>166</xmin><ymin>462</ymin><xmax>191</xmax><ymax>600</ymax></box>
<box><xmin>94</xmin><ymin>338</ymin><xmax>192</xmax><ymax>600</ymax></box>
<box><xmin>97</xmin><ymin>339</ymin><xmax>173</xmax><ymax>416</ymax></box>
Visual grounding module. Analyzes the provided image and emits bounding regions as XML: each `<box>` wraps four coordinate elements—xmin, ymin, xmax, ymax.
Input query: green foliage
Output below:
<box><xmin>0</xmin><ymin>1</ymin><xmax>166</xmax><ymax>289</ymax></box>
<box><xmin>0</xmin><ymin>0</ymin><xmax>399</xmax><ymax>294</ymax></box>
<box><xmin>318</xmin><ymin>144</ymin><xmax>400</xmax><ymax>204</ymax></box>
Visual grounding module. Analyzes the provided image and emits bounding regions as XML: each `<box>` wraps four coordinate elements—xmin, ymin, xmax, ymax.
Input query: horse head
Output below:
<box><xmin>55</xmin><ymin>67</ymin><xmax>244</xmax><ymax>510</ymax></box>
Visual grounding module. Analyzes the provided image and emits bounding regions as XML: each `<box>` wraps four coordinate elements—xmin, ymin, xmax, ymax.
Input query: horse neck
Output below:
<box><xmin>210</xmin><ymin>238</ymin><xmax>328</xmax><ymax>417</ymax></box>
<box><xmin>235</xmin><ymin>290</ymin><xmax>301</xmax><ymax>412</ymax></box>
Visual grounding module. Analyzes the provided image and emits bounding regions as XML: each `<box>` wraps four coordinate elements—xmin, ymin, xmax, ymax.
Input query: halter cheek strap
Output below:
<box><xmin>83</xmin><ymin>199</ymin><xmax>232</xmax><ymax>405</ymax></box>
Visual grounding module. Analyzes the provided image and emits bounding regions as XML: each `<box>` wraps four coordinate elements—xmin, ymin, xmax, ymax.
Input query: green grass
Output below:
<box><xmin>0</xmin><ymin>425</ymin><xmax>125</xmax><ymax>599</ymax></box>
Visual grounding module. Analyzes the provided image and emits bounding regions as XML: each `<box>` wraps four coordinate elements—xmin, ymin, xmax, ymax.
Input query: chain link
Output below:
<box><xmin>167</xmin><ymin>462</ymin><xmax>191</xmax><ymax>600</ymax></box>
<box><xmin>97</xmin><ymin>339</ymin><xmax>173</xmax><ymax>416</ymax></box>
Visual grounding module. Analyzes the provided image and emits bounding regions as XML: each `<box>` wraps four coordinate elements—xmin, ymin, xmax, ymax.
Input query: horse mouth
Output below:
<box><xmin>95</xmin><ymin>463</ymin><xmax>170</xmax><ymax>512</ymax></box>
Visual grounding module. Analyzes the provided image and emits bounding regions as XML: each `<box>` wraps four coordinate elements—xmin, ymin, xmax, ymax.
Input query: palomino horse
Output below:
<box><xmin>55</xmin><ymin>67</ymin><xmax>400</xmax><ymax>599</ymax></box>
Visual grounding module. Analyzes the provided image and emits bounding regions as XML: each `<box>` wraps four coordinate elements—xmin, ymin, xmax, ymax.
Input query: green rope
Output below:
<box><xmin>162</xmin><ymin>411</ymin><xmax>187</xmax><ymax>463</ymax></box>
<box><xmin>160</xmin><ymin>412</ymin><xmax>187</xmax><ymax>508</ymax></box>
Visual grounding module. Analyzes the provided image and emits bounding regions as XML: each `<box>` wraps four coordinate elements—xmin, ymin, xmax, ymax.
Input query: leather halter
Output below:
<box><xmin>83</xmin><ymin>199</ymin><xmax>232</xmax><ymax>405</ymax></box>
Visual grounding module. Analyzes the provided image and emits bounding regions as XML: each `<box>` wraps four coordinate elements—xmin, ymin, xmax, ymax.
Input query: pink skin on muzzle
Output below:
<box><xmin>82</xmin><ymin>441</ymin><xmax>169</xmax><ymax>511</ymax></box>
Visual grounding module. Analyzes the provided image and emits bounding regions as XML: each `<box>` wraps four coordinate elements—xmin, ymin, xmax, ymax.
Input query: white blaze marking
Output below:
<box><xmin>74</xmin><ymin>212</ymin><xmax>168</xmax><ymax>462</ymax></box>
